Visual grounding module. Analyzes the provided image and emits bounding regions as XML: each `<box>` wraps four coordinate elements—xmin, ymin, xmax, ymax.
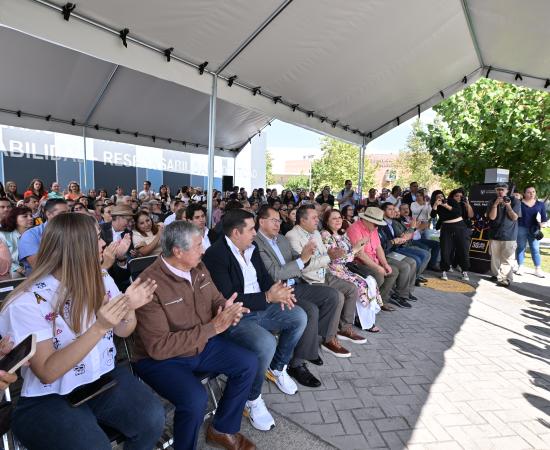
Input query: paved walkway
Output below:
<box><xmin>210</xmin><ymin>269</ymin><xmax>549</xmax><ymax>450</ymax></box>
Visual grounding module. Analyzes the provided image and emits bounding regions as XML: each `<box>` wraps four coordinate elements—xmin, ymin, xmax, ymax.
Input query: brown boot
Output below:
<box><xmin>206</xmin><ymin>424</ymin><xmax>256</xmax><ymax>450</ymax></box>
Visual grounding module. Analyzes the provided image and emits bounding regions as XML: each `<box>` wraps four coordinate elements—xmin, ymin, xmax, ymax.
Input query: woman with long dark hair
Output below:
<box><xmin>430</xmin><ymin>190</ymin><xmax>470</xmax><ymax>281</ymax></box>
<box><xmin>0</xmin><ymin>214</ymin><xmax>164</xmax><ymax>450</ymax></box>
<box><xmin>24</xmin><ymin>179</ymin><xmax>47</xmax><ymax>200</ymax></box>
<box><xmin>132</xmin><ymin>211</ymin><xmax>163</xmax><ymax>256</ymax></box>
<box><xmin>157</xmin><ymin>185</ymin><xmax>171</xmax><ymax>213</ymax></box>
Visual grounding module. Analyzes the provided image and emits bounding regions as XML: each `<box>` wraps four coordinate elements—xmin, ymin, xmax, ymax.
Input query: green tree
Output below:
<box><xmin>395</xmin><ymin>118</ymin><xmax>457</xmax><ymax>191</ymax></box>
<box><xmin>419</xmin><ymin>78</ymin><xmax>550</xmax><ymax>195</ymax></box>
<box><xmin>265</xmin><ymin>150</ymin><xmax>275</xmax><ymax>185</ymax></box>
<box><xmin>285</xmin><ymin>175</ymin><xmax>310</xmax><ymax>192</ymax></box>
<box><xmin>311</xmin><ymin>137</ymin><xmax>377</xmax><ymax>193</ymax></box>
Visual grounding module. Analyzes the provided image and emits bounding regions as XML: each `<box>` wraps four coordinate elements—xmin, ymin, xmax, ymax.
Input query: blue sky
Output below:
<box><xmin>267</xmin><ymin>109</ymin><xmax>436</xmax><ymax>154</ymax></box>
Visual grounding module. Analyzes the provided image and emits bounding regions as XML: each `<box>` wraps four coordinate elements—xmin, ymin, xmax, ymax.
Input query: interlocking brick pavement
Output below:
<box><xmin>260</xmin><ymin>270</ymin><xmax>550</xmax><ymax>449</ymax></box>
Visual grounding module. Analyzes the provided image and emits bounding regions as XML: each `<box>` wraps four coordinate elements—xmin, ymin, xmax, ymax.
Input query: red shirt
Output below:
<box><xmin>347</xmin><ymin>219</ymin><xmax>381</xmax><ymax>265</ymax></box>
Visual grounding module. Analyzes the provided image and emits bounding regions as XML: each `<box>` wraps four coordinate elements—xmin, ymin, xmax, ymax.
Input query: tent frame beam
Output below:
<box><xmin>81</xmin><ymin>64</ymin><xmax>119</xmax><ymax>190</ymax></box>
<box><xmin>216</xmin><ymin>0</ymin><xmax>294</xmax><ymax>75</ymax></box>
<box><xmin>206</xmin><ymin>75</ymin><xmax>217</xmax><ymax>228</ymax></box>
<box><xmin>460</xmin><ymin>0</ymin><xmax>484</xmax><ymax>69</ymax></box>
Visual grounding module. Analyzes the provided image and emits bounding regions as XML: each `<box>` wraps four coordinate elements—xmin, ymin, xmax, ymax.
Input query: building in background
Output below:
<box><xmin>0</xmin><ymin>124</ymin><xmax>265</xmax><ymax>194</ymax></box>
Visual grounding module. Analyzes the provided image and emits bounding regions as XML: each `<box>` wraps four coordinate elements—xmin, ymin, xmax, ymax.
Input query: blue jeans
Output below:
<box><xmin>223</xmin><ymin>303</ymin><xmax>307</xmax><ymax>400</ymax></box>
<box><xmin>412</xmin><ymin>239</ymin><xmax>441</xmax><ymax>269</ymax></box>
<box><xmin>396</xmin><ymin>246</ymin><xmax>430</xmax><ymax>276</ymax></box>
<box><xmin>516</xmin><ymin>225</ymin><xmax>541</xmax><ymax>267</ymax></box>
<box><xmin>12</xmin><ymin>365</ymin><xmax>165</xmax><ymax>450</ymax></box>
<box><xmin>134</xmin><ymin>336</ymin><xmax>257</xmax><ymax>450</ymax></box>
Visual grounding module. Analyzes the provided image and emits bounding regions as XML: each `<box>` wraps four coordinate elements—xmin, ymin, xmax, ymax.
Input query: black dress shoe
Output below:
<box><xmin>389</xmin><ymin>297</ymin><xmax>405</xmax><ymax>308</ymax></box>
<box><xmin>287</xmin><ymin>364</ymin><xmax>321</xmax><ymax>388</ymax></box>
<box><xmin>417</xmin><ymin>276</ymin><xmax>428</xmax><ymax>283</ymax></box>
<box><xmin>397</xmin><ymin>297</ymin><xmax>412</xmax><ymax>308</ymax></box>
<box><xmin>308</xmin><ymin>356</ymin><xmax>324</xmax><ymax>366</ymax></box>
<box><xmin>408</xmin><ymin>294</ymin><xmax>418</xmax><ymax>302</ymax></box>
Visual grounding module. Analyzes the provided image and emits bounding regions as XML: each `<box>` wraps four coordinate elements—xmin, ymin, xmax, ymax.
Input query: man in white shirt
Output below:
<box><xmin>163</xmin><ymin>199</ymin><xmax>185</xmax><ymax>226</ymax></box>
<box><xmin>203</xmin><ymin>209</ymin><xmax>307</xmax><ymax>432</ymax></box>
<box><xmin>336</xmin><ymin>180</ymin><xmax>360</xmax><ymax>209</ymax></box>
<box><xmin>138</xmin><ymin>181</ymin><xmax>156</xmax><ymax>202</ymax></box>
<box><xmin>186</xmin><ymin>204</ymin><xmax>217</xmax><ymax>250</ymax></box>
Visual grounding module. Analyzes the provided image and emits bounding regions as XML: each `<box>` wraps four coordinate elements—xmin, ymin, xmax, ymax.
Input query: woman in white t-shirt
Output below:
<box><xmin>132</xmin><ymin>211</ymin><xmax>163</xmax><ymax>257</ymax></box>
<box><xmin>0</xmin><ymin>213</ymin><xmax>164</xmax><ymax>450</ymax></box>
<box><xmin>410</xmin><ymin>189</ymin><xmax>432</xmax><ymax>234</ymax></box>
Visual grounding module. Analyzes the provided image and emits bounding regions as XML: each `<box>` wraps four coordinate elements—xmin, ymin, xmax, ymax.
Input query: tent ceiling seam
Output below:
<box><xmin>83</xmin><ymin>64</ymin><xmax>119</xmax><ymax>125</ymax></box>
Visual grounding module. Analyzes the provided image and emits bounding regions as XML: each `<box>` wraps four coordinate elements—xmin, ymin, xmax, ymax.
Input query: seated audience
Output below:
<box><xmin>23</xmin><ymin>178</ymin><xmax>48</xmax><ymax>200</ymax></box>
<box><xmin>364</xmin><ymin>188</ymin><xmax>380</xmax><ymax>207</ymax></box>
<box><xmin>133</xmin><ymin>211</ymin><xmax>163</xmax><ymax>257</ymax></box>
<box><xmin>157</xmin><ymin>185</ymin><xmax>171</xmax><ymax>213</ymax></box>
<box><xmin>23</xmin><ymin>195</ymin><xmax>42</xmax><ymax>225</ymax></box>
<box><xmin>99</xmin><ymin>204</ymin><xmax>134</xmax><ymax>290</ymax></box>
<box><xmin>255</xmin><ymin>206</ymin><xmax>343</xmax><ymax>386</ymax></box>
<box><xmin>72</xmin><ymin>202</ymin><xmax>88</xmax><ymax>214</ymax></box>
<box><xmin>315</xmin><ymin>187</ymin><xmax>335</xmax><ymax>207</ymax></box>
<box><xmin>101</xmin><ymin>204</ymin><xmax>113</xmax><ymax>224</ymax></box>
<box><xmin>110</xmin><ymin>186</ymin><xmax>125</xmax><ymax>205</ymax></box>
<box><xmin>386</xmin><ymin>185</ymin><xmax>402</xmax><ymax>206</ymax></box>
<box><xmin>47</xmin><ymin>181</ymin><xmax>64</xmax><ymax>199</ymax></box>
<box><xmin>346</xmin><ymin>208</ymin><xmax>401</xmax><ymax>311</ymax></box>
<box><xmin>379</xmin><ymin>203</ymin><xmax>430</xmax><ymax>281</ymax></box>
<box><xmin>0</xmin><ymin>206</ymin><xmax>34</xmax><ymax>275</ymax></box>
<box><xmin>0</xmin><ymin>197</ymin><xmax>12</xmax><ymax>224</ymax></box>
<box><xmin>336</xmin><ymin>180</ymin><xmax>360</xmax><ymax>209</ymax></box>
<box><xmin>5</xmin><ymin>180</ymin><xmax>22</xmax><ymax>205</ymax></box>
<box><xmin>321</xmin><ymin>209</ymin><xmax>382</xmax><ymax>332</ymax></box>
<box><xmin>203</xmin><ymin>209</ymin><xmax>307</xmax><ymax>431</ymax></box>
<box><xmin>281</xmin><ymin>206</ymin><xmax>297</xmax><ymax>235</ymax></box>
<box><xmin>340</xmin><ymin>205</ymin><xmax>355</xmax><ymax>230</ymax></box>
<box><xmin>401</xmin><ymin>181</ymin><xmax>420</xmax><ymax>205</ymax></box>
<box><xmin>163</xmin><ymin>199</ymin><xmax>185</xmax><ymax>226</ymax></box>
<box><xmin>133</xmin><ymin>221</ymin><xmax>257</xmax><ymax>450</ymax></box>
<box><xmin>286</xmin><ymin>205</ymin><xmax>365</xmax><ymax>347</ymax></box>
<box><xmin>186</xmin><ymin>204</ymin><xmax>217</xmax><ymax>250</ymax></box>
<box><xmin>64</xmin><ymin>181</ymin><xmax>81</xmax><ymax>201</ymax></box>
<box><xmin>410</xmin><ymin>189</ymin><xmax>432</xmax><ymax>236</ymax></box>
<box><xmin>18</xmin><ymin>198</ymin><xmax>69</xmax><ymax>274</ymax></box>
<box><xmin>0</xmin><ymin>213</ymin><xmax>164</xmax><ymax>450</ymax></box>
<box><xmin>398</xmin><ymin>203</ymin><xmax>440</xmax><ymax>270</ymax></box>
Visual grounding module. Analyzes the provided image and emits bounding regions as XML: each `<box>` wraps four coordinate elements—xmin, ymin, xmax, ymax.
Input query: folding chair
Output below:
<box><xmin>128</xmin><ymin>256</ymin><xmax>158</xmax><ymax>281</ymax></box>
<box><xmin>0</xmin><ymin>277</ymin><xmax>25</xmax><ymax>303</ymax></box>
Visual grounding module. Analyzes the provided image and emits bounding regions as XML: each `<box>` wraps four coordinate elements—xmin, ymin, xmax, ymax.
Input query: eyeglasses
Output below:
<box><xmin>280</xmin><ymin>207</ymin><xmax>288</xmax><ymax>211</ymax></box>
<box><xmin>267</xmin><ymin>218</ymin><xmax>282</xmax><ymax>224</ymax></box>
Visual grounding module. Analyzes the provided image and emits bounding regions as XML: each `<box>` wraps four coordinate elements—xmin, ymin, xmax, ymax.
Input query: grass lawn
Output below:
<box><xmin>524</xmin><ymin>246</ymin><xmax>550</xmax><ymax>273</ymax></box>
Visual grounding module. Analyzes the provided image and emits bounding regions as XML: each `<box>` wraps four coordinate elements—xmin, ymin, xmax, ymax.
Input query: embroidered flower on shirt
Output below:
<box><xmin>44</xmin><ymin>312</ymin><xmax>58</xmax><ymax>322</ymax></box>
<box><xmin>34</xmin><ymin>292</ymin><xmax>46</xmax><ymax>304</ymax></box>
<box><xmin>56</xmin><ymin>328</ymin><xmax>63</xmax><ymax>335</ymax></box>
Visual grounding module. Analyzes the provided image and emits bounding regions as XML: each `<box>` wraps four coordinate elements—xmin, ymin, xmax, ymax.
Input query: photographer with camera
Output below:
<box><xmin>430</xmin><ymin>190</ymin><xmax>471</xmax><ymax>282</ymax></box>
<box><xmin>486</xmin><ymin>183</ymin><xmax>521</xmax><ymax>287</ymax></box>
<box><xmin>515</xmin><ymin>186</ymin><xmax>547</xmax><ymax>278</ymax></box>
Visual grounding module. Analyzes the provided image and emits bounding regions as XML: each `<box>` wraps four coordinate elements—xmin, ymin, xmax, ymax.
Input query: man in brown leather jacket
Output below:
<box><xmin>132</xmin><ymin>221</ymin><xmax>257</xmax><ymax>450</ymax></box>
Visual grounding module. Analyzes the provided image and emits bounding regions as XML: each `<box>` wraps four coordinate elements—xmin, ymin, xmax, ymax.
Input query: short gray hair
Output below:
<box><xmin>161</xmin><ymin>221</ymin><xmax>202</xmax><ymax>257</ymax></box>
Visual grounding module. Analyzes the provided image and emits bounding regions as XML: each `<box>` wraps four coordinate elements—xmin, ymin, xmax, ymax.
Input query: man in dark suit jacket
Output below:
<box><xmin>254</xmin><ymin>206</ymin><xmax>345</xmax><ymax>387</ymax></box>
<box><xmin>203</xmin><ymin>209</ymin><xmax>307</xmax><ymax>432</ymax></box>
<box><xmin>401</xmin><ymin>181</ymin><xmax>419</xmax><ymax>206</ymax></box>
<box><xmin>100</xmin><ymin>204</ymin><xmax>134</xmax><ymax>291</ymax></box>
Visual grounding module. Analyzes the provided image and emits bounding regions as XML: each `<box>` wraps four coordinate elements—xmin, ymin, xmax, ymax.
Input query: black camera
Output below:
<box><xmin>503</xmin><ymin>196</ymin><xmax>511</xmax><ymax>204</ymax></box>
<box><xmin>533</xmin><ymin>229</ymin><xmax>544</xmax><ymax>241</ymax></box>
<box><xmin>441</xmin><ymin>199</ymin><xmax>447</xmax><ymax>204</ymax></box>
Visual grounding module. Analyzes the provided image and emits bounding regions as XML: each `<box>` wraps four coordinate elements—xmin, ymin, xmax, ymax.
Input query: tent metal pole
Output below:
<box><xmin>81</xmin><ymin>64</ymin><xmax>119</xmax><ymax>190</ymax></box>
<box><xmin>206</xmin><ymin>75</ymin><xmax>218</xmax><ymax>228</ymax></box>
<box><xmin>357</xmin><ymin>138</ymin><xmax>366</xmax><ymax>198</ymax></box>
<box><xmin>460</xmin><ymin>0</ymin><xmax>484</xmax><ymax>68</ymax></box>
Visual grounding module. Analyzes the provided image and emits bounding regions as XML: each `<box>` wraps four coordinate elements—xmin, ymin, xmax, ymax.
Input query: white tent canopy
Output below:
<box><xmin>1</xmin><ymin>0</ymin><xmax>549</xmax><ymax>151</ymax></box>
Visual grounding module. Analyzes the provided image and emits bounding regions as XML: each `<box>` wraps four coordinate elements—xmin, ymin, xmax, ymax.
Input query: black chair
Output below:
<box><xmin>128</xmin><ymin>256</ymin><xmax>158</xmax><ymax>281</ymax></box>
<box><xmin>0</xmin><ymin>277</ymin><xmax>25</xmax><ymax>303</ymax></box>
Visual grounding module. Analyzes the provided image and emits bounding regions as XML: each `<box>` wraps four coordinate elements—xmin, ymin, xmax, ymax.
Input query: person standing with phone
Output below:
<box><xmin>486</xmin><ymin>183</ymin><xmax>521</xmax><ymax>287</ymax></box>
<box><xmin>0</xmin><ymin>213</ymin><xmax>165</xmax><ymax>450</ymax></box>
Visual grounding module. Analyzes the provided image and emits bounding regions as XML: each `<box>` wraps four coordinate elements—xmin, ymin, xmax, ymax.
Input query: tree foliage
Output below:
<box><xmin>285</xmin><ymin>175</ymin><xmax>310</xmax><ymax>192</ymax></box>
<box><xmin>265</xmin><ymin>150</ymin><xmax>275</xmax><ymax>186</ymax></box>
<box><xmin>311</xmin><ymin>137</ymin><xmax>377</xmax><ymax>192</ymax></box>
<box><xmin>419</xmin><ymin>78</ymin><xmax>550</xmax><ymax>195</ymax></box>
<box><xmin>395</xmin><ymin>118</ymin><xmax>457</xmax><ymax>192</ymax></box>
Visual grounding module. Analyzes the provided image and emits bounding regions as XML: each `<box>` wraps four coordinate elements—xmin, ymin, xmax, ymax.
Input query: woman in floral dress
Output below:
<box><xmin>321</xmin><ymin>209</ymin><xmax>382</xmax><ymax>332</ymax></box>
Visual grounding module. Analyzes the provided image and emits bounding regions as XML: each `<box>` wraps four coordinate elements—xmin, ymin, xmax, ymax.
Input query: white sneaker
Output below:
<box><xmin>441</xmin><ymin>271</ymin><xmax>448</xmax><ymax>281</ymax></box>
<box><xmin>462</xmin><ymin>272</ymin><xmax>469</xmax><ymax>281</ymax></box>
<box><xmin>244</xmin><ymin>395</ymin><xmax>275</xmax><ymax>431</ymax></box>
<box><xmin>514</xmin><ymin>265</ymin><xmax>523</xmax><ymax>275</ymax></box>
<box><xmin>534</xmin><ymin>267</ymin><xmax>545</xmax><ymax>278</ymax></box>
<box><xmin>266</xmin><ymin>366</ymin><xmax>298</xmax><ymax>395</ymax></box>
<box><xmin>448</xmin><ymin>267</ymin><xmax>454</xmax><ymax>273</ymax></box>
